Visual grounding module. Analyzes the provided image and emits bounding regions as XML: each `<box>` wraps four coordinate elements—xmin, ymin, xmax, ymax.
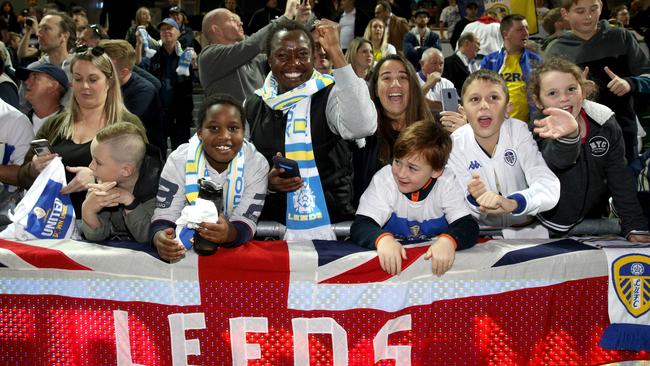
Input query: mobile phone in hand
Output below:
<box><xmin>30</xmin><ymin>139</ymin><xmax>53</xmax><ymax>156</ymax></box>
<box><xmin>272</xmin><ymin>156</ymin><xmax>301</xmax><ymax>179</ymax></box>
<box><xmin>441</xmin><ymin>88</ymin><xmax>459</xmax><ymax>112</ymax></box>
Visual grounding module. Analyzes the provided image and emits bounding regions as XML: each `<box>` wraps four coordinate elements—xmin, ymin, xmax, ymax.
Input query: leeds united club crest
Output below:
<box><xmin>612</xmin><ymin>254</ymin><xmax>650</xmax><ymax>318</ymax></box>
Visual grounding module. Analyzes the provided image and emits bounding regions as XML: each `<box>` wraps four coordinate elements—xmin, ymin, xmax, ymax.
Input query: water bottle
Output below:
<box><xmin>192</xmin><ymin>178</ymin><xmax>223</xmax><ymax>256</ymax></box>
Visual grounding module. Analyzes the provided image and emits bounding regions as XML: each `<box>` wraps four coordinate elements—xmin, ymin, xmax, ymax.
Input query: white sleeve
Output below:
<box><xmin>6</xmin><ymin>112</ymin><xmax>34</xmax><ymax>165</ymax></box>
<box><xmin>386</xmin><ymin>43</ymin><xmax>397</xmax><ymax>56</ymax></box>
<box><xmin>447</xmin><ymin>132</ymin><xmax>482</xmax><ymax>217</ymax></box>
<box><xmin>438</xmin><ymin>169</ymin><xmax>472</xmax><ymax>223</ymax></box>
<box><xmin>355</xmin><ymin>166</ymin><xmax>395</xmax><ymax>226</ymax></box>
<box><xmin>151</xmin><ymin>147</ymin><xmax>187</xmax><ymax>223</ymax></box>
<box><xmin>229</xmin><ymin>147</ymin><xmax>269</xmax><ymax>233</ymax></box>
<box><xmin>510</xmin><ymin>124</ymin><xmax>561</xmax><ymax>216</ymax></box>
<box><xmin>325</xmin><ymin>64</ymin><xmax>377</xmax><ymax>139</ymax></box>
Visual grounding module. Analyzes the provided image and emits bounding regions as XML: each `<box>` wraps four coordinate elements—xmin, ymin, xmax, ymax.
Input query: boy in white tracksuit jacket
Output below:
<box><xmin>446</xmin><ymin>70</ymin><xmax>559</xmax><ymax>235</ymax></box>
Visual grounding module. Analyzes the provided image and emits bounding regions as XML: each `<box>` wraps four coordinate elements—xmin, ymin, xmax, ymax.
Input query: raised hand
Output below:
<box><xmin>533</xmin><ymin>107</ymin><xmax>579</xmax><ymax>139</ymax></box>
<box><xmin>604</xmin><ymin>66</ymin><xmax>631</xmax><ymax>96</ymax></box>
<box><xmin>467</xmin><ymin>173</ymin><xmax>487</xmax><ymax>201</ymax></box>
<box><xmin>439</xmin><ymin>110</ymin><xmax>467</xmax><ymax>133</ymax></box>
<box><xmin>60</xmin><ymin>166</ymin><xmax>95</xmax><ymax>194</ymax></box>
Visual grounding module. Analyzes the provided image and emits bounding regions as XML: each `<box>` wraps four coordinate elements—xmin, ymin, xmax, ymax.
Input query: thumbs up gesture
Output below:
<box><xmin>604</xmin><ymin>66</ymin><xmax>631</xmax><ymax>96</ymax></box>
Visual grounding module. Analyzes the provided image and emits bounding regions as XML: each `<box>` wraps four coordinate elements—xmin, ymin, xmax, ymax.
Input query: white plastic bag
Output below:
<box><xmin>0</xmin><ymin>157</ymin><xmax>78</xmax><ymax>240</ymax></box>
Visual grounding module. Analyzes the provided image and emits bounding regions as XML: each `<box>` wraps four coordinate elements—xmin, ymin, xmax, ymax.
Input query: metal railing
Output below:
<box><xmin>255</xmin><ymin>218</ymin><xmax>622</xmax><ymax>240</ymax></box>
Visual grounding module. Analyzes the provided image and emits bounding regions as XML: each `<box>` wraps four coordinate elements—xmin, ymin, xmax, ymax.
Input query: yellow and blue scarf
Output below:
<box><xmin>256</xmin><ymin>70</ymin><xmax>336</xmax><ymax>240</ymax></box>
<box><xmin>184</xmin><ymin>134</ymin><xmax>245</xmax><ymax>214</ymax></box>
<box><xmin>179</xmin><ymin>134</ymin><xmax>246</xmax><ymax>248</ymax></box>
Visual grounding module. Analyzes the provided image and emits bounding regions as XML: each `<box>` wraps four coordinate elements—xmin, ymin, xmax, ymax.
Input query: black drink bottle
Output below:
<box><xmin>192</xmin><ymin>178</ymin><xmax>223</xmax><ymax>256</ymax></box>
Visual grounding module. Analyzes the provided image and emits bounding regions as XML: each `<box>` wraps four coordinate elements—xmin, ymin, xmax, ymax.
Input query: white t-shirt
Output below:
<box><xmin>447</xmin><ymin>118</ymin><xmax>560</xmax><ymax>229</ymax></box>
<box><xmin>339</xmin><ymin>9</ymin><xmax>356</xmax><ymax>50</ymax></box>
<box><xmin>0</xmin><ymin>99</ymin><xmax>33</xmax><ymax>168</ymax></box>
<box><xmin>0</xmin><ymin>98</ymin><xmax>33</xmax><ymax>197</ymax></box>
<box><xmin>31</xmin><ymin>111</ymin><xmax>58</xmax><ymax>134</ymax></box>
<box><xmin>461</xmin><ymin>20</ymin><xmax>503</xmax><ymax>56</ymax></box>
<box><xmin>357</xmin><ymin>165</ymin><xmax>470</xmax><ymax>242</ymax></box>
<box><xmin>439</xmin><ymin>5</ymin><xmax>461</xmax><ymax>35</ymax></box>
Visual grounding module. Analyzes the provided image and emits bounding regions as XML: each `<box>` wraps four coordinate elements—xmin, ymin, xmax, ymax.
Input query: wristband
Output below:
<box><xmin>374</xmin><ymin>232</ymin><xmax>394</xmax><ymax>249</ymax></box>
<box><xmin>123</xmin><ymin>198</ymin><xmax>140</xmax><ymax>210</ymax></box>
<box><xmin>438</xmin><ymin>233</ymin><xmax>457</xmax><ymax>250</ymax></box>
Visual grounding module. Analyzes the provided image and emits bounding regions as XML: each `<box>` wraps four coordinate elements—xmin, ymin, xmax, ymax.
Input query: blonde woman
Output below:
<box><xmin>18</xmin><ymin>47</ymin><xmax>145</xmax><ymax>215</ymax></box>
<box><xmin>125</xmin><ymin>7</ymin><xmax>160</xmax><ymax>47</ymax></box>
<box><xmin>345</xmin><ymin>37</ymin><xmax>374</xmax><ymax>80</ymax></box>
<box><xmin>363</xmin><ymin>18</ymin><xmax>395</xmax><ymax>62</ymax></box>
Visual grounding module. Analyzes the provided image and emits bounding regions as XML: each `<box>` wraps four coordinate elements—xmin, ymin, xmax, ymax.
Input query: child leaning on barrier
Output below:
<box><xmin>528</xmin><ymin>57</ymin><xmax>650</xmax><ymax>242</ymax></box>
<box><xmin>81</xmin><ymin>122</ymin><xmax>162</xmax><ymax>243</ymax></box>
<box><xmin>149</xmin><ymin>94</ymin><xmax>268</xmax><ymax>261</ymax></box>
<box><xmin>351</xmin><ymin>120</ymin><xmax>478</xmax><ymax>276</ymax></box>
<box><xmin>447</xmin><ymin>69</ymin><xmax>560</xmax><ymax>237</ymax></box>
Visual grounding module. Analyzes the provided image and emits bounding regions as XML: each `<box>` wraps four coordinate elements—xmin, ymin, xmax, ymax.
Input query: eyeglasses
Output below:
<box><xmin>74</xmin><ymin>45</ymin><xmax>105</xmax><ymax>57</ymax></box>
<box><xmin>88</xmin><ymin>24</ymin><xmax>102</xmax><ymax>38</ymax></box>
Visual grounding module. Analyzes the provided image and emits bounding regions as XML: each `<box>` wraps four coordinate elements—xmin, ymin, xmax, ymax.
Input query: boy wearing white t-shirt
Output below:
<box><xmin>447</xmin><ymin>69</ymin><xmax>560</xmax><ymax>235</ymax></box>
<box><xmin>351</xmin><ymin>120</ymin><xmax>478</xmax><ymax>276</ymax></box>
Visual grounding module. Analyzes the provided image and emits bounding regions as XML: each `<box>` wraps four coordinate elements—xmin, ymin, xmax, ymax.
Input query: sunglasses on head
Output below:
<box><xmin>88</xmin><ymin>24</ymin><xmax>102</xmax><ymax>37</ymax></box>
<box><xmin>74</xmin><ymin>45</ymin><xmax>105</xmax><ymax>56</ymax></box>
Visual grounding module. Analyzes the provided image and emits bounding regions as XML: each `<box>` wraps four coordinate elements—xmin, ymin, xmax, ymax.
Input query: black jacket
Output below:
<box><xmin>245</xmin><ymin>86</ymin><xmax>355</xmax><ymax>224</ymax></box>
<box><xmin>535</xmin><ymin>100</ymin><xmax>648</xmax><ymax>237</ymax></box>
<box><xmin>442</xmin><ymin>53</ymin><xmax>470</xmax><ymax>93</ymax></box>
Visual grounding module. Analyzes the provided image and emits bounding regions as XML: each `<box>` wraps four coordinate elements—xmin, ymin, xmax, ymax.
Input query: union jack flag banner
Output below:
<box><xmin>0</xmin><ymin>237</ymin><xmax>648</xmax><ymax>365</ymax></box>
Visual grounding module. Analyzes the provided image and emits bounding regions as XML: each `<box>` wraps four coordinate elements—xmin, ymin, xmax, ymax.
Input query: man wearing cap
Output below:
<box><xmin>140</xmin><ymin>17</ymin><xmax>193</xmax><ymax>150</ymax></box>
<box><xmin>16</xmin><ymin>63</ymin><xmax>67</xmax><ymax>134</ymax></box>
<box><xmin>19</xmin><ymin>10</ymin><xmax>75</xmax><ymax>113</ymax></box>
<box><xmin>403</xmin><ymin>8</ymin><xmax>441</xmax><ymax>70</ymax></box>
<box><xmin>169</xmin><ymin>6</ymin><xmax>196</xmax><ymax>50</ymax></box>
<box><xmin>199</xmin><ymin>0</ymin><xmax>308</xmax><ymax>103</ymax></box>
<box><xmin>374</xmin><ymin>1</ymin><xmax>409</xmax><ymax>53</ymax></box>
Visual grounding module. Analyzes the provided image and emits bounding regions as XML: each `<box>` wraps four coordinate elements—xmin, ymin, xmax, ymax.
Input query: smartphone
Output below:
<box><xmin>272</xmin><ymin>156</ymin><xmax>301</xmax><ymax>179</ymax></box>
<box><xmin>441</xmin><ymin>88</ymin><xmax>459</xmax><ymax>112</ymax></box>
<box><xmin>30</xmin><ymin>139</ymin><xmax>53</xmax><ymax>156</ymax></box>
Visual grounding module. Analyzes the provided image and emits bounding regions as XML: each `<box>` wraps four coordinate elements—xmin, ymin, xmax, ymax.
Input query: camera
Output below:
<box><xmin>26</xmin><ymin>18</ymin><xmax>34</xmax><ymax>27</ymax></box>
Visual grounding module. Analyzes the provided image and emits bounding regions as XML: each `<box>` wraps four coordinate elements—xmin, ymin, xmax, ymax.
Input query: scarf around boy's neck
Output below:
<box><xmin>184</xmin><ymin>134</ymin><xmax>245</xmax><ymax>217</ymax></box>
<box><xmin>255</xmin><ymin>69</ymin><xmax>337</xmax><ymax>241</ymax></box>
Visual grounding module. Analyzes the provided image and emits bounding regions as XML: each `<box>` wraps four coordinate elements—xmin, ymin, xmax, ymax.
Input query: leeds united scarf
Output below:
<box><xmin>256</xmin><ymin>70</ymin><xmax>336</xmax><ymax>241</ymax></box>
<box><xmin>179</xmin><ymin>134</ymin><xmax>245</xmax><ymax>247</ymax></box>
<box><xmin>600</xmin><ymin>247</ymin><xmax>650</xmax><ymax>351</ymax></box>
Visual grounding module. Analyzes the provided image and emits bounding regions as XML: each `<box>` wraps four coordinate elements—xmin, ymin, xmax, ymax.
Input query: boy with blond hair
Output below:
<box><xmin>351</xmin><ymin>120</ymin><xmax>478</xmax><ymax>276</ymax></box>
<box><xmin>81</xmin><ymin>122</ymin><xmax>162</xmax><ymax>242</ymax></box>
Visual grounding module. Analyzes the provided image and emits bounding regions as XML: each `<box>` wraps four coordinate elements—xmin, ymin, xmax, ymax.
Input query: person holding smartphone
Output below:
<box><xmin>17</xmin><ymin>46</ymin><xmax>145</xmax><ymax>217</ymax></box>
<box><xmin>245</xmin><ymin>18</ymin><xmax>377</xmax><ymax>240</ymax></box>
